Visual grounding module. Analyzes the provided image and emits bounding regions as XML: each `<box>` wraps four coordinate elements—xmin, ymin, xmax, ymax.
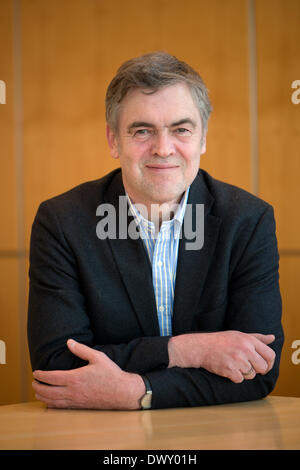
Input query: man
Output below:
<box><xmin>28</xmin><ymin>52</ymin><xmax>283</xmax><ymax>410</ymax></box>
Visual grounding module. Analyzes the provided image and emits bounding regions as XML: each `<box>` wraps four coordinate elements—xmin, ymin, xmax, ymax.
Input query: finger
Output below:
<box><xmin>253</xmin><ymin>341</ymin><xmax>276</xmax><ymax>373</ymax></box>
<box><xmin>250</xmin><ymin>333</ymin><xmax>275</xmax><ymax>345</ymax></box>
<box><xmin>247</xmin><ymin>350</ymin><xmax>269</xmax><ymax>375</ymax></box>
<box><xmin>227</xmin><ymin>369</ymin><xmax>245</xmax><ymax>384</ymax></box>
<box><xmin>240</xmin><ymin>363</ymin><xmax>256</xmax><ymax>380</ymax></box>
<box><xmin>34</xmin><ymin>393</ymin><xmax>72</xmax><ymax>409</ymax></box>
<box><xmin>68</xmin><ymin>341</ymin><xmax>121</xmax><ymax>370</ymax></box>
<box><xmin>32</xmin><ymin>379</ymin><xmax>69</xmax><ymax>400</ymax></box>
<box><xmin>222</xmin><ymin>362</ymin><xmax>248</xmax><ymax>384</ymax></box>
<box><xmin>33</xmin><ymin>369</ymin><xmax>71</xmax><ymax>386</ymax></box>
<box><xmin>67</xmin><ymin>339</ymin><xmax>99</xmax><ymax>364</ymax></box>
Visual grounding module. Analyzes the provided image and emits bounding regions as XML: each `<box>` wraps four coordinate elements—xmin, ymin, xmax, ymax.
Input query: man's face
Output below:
<box><xmin>106</xmin><ymin>83</ymin><xmax>206</xmax><ymax>207</ymax></box>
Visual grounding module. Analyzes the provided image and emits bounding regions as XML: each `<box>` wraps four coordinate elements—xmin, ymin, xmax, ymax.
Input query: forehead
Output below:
<box><xmin>118</xmin><ymin>83</ymin><xmax>201</xmax><ymax>127</ymax></box>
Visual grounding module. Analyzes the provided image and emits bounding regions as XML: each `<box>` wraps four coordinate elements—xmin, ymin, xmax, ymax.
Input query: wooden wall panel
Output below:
<box><xmin>158</xmin><ymin>0</ymin><xmax>252</xmax><ymax>193</ymax></box>
<box><xmin>0</xmin><ymin>0</ymin><xmax>298</xmax><ymax>406</ymax></box>
<box><xmin>0</xmin><ymin>0</ymin><xmax>24</xmax><ymax>405</ymax></box>
<box><xmin>256</xmin><ymin>0</ymin><xmax>300</xmax><ymax>397</ymax></box>
<box><xmin>21</xmin><ymin>0</ymin><xmax>251</xmax><ymax>249</ymax></box>
<box><xmin>21</xmin><ymin>0</ymin><xmax>157</xmax><ymax>248</ymax></box>
<box><xmin>256</xmin><ymin>0</ymin><xmax>300</xmax><ymax>249</ymax></box>
<box><xmin>0</xmin><ymin>0</ymin><xmax>18</xmax><ymax>250</ymax></box>
<box><xmin>19</xmin><ymin>0</ymin><xmax>251</xmax><ymax>403</ymax></box>
<box><xmin>0</xmin><ymin>259</ymin><xmax>22</xmax><ymax>405</ymax></box>
<box><xmin>272</xmin><ymin>258</ymin><xmax>300</xmax><ymax>397</ymax></box>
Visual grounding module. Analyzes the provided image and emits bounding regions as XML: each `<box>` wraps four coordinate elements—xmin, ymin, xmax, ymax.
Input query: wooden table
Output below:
<box><xmin>0</xmin><ymin>396</ymin><xmax>299</xmax><ymax>450</ymax></box>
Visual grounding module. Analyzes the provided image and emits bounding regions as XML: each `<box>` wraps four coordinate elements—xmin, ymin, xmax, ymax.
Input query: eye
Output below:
<box><xmin>174</xmin><ymin>127</ymin><xmax>192</xmax><ymax>135</ymax></box>
<box><xmin>133</xmin><ymin>129</ymin><xmax>152</xmax><ymax>139</ymax></box>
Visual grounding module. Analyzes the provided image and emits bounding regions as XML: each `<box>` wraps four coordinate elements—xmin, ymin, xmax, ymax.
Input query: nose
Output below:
<box><xmin>151</xmin><ymin>131</ymin><xmax>175</xmax><ymax>157</ymax></box>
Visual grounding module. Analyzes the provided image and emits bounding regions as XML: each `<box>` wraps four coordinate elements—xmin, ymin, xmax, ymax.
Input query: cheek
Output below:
<box><xmin>179</xmin><ymin>144</ymin><xmax>201</xmax><ymax>163</ymax></box>
<box><xmin>126</xmin><ymin>144</ymin><xmax>151</xmax><ymax>166</ymax></box>
<box><xmin>119</xmin><ymin>151</ymin><xmax>144</xmax><ymax>175</ymax></box>
<box><xmin>180</xmin><ymin>147</ymin><xmax>202</xmax><ymax>179</ymax></box>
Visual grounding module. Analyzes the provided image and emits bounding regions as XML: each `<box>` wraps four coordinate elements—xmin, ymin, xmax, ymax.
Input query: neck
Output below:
<box><xmin>127</xmin><ymin>194</ymin><xmax>183</xmax><ymax>230</ymax></box>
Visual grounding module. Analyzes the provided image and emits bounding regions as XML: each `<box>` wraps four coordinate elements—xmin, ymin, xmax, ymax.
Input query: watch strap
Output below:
<box><xmin>140</xmin><ymin>375</ymin><xmax>152</xmax><ymax>409</ymax></box>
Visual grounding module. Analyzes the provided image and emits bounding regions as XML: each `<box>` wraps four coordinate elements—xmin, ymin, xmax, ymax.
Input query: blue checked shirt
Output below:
<box><xmin>126</xmin><ymin>188</ymin><xmax>190</xmax><ymax>336</ymax></box>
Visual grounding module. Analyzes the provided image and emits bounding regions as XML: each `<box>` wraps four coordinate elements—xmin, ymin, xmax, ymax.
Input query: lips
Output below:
<box><xmin>146</xmin><ymin>164</ymin><xmax>179</xmax><ymax>170</ymax></box>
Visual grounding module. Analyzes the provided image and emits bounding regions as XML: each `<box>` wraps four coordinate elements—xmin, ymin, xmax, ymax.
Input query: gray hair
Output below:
<box><xmin>105</xmin><ymin>51</ymin><xmax>212</xmax><ymax>133</ymax></box>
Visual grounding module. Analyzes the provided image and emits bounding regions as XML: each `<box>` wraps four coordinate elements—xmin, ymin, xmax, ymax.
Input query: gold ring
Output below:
<box><xmin>242</xmin><ymin>365</ymin><xmax>254</xmax><ymax>376</ymax></box>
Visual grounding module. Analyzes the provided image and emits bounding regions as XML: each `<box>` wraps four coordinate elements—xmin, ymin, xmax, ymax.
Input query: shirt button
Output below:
<box><xmin>157</xmin><ymin>261</ymin><xmax>163</xmax><ymax>267</ymax></box>
<box><xmin>159</xmin><ymin>306</ymin><xmax>164</xmax><ymax>312</ymax></box>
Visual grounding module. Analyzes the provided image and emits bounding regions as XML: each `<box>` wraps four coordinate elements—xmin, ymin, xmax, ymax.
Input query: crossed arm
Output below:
<box><xmin>29</xmin><ymin>200</ymin><xmax>283</xmax><ymax>410</ymax></box>
<box><xmin>32</xmin><ymin>331</ymin><xmax>276</xmax><ymax>410</ymax></box>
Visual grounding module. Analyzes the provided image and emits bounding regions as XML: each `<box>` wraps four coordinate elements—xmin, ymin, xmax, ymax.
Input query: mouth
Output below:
<box><xmin>145</xmin><ymin>164</ymin><xmax>179</xmax><ymax>171</ymax></box>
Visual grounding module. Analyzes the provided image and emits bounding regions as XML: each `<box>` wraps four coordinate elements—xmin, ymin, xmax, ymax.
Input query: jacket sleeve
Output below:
<box><xmin>27</xmin><ymin>201</ymin><xmax>170</xmax><ymax>374</ymax></box>
<box><xmin>145</xmin><ymin>206</ymin><xmax>284</xmax><ymax>409</ymax></box>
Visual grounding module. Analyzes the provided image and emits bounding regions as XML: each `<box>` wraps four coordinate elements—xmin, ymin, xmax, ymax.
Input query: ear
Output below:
<box><xmin>106</xmin><ymin>124</ymin><xmax>119</xmax><ymax>159</ymax></box>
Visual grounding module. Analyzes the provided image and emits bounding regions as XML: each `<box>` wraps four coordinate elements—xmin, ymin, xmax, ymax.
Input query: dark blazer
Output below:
<box><xmin>27</xmin><ymin>169</ymin><xmax>284</xmax><ymax>409</ymax></box>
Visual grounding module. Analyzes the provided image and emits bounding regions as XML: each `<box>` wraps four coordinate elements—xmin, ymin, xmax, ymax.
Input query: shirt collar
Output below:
<box><xmin>126</xmin><ymin>187</ymin><xmax>190</xmax><ymax>236</ymax></box>
<box><xmin>173</xmin><ymin>187</ymin><xmax>190</xmax><ymax>235</ymax></box>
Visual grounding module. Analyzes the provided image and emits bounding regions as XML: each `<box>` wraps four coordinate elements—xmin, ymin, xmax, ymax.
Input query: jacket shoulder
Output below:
<box><xmin>41</xmin><ymin>169</ymin><xmax>121</xmax><ymax>208</ymax></box>
<box><xmin>33</xmin><ymin>169</ymin><xmax>122</xmax><ymax>229</ymax></box>
<box><xmin>199</xmin><ymin>170</ymin><xmax>273</xmax><ymax>219</ymax></box>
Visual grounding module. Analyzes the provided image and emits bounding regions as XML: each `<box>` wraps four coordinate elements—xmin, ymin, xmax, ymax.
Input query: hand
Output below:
<box><xmin>168</xmin><ymin>331</ymin><xmax>276</xmax><ymax>383</ymax></box>
<box><xmin>32</xmin><ymin>339</ymin><xmax>145</xmax><ymax>410</ymax></box>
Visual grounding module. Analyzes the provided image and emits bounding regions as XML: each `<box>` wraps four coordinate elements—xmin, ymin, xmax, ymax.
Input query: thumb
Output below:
<box><xmin>67</xmin><ymin>339</ymin><xmax>98</xmax><ymax>364</ymax></box>
<box><xmin>250</xmin><ymin>333</ymin><xmax>275</xmax><ymax>344</ymax></box>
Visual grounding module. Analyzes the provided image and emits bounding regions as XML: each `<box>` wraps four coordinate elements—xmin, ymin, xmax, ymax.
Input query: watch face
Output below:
<box><xmin>141</xmin><ymin>392</ymin><xmax>152</xmax><ymax>409</ymax></box>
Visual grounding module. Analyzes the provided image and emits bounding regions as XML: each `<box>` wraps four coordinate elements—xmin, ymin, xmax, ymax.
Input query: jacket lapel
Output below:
<box><xmin>104</xmin><ymin>171</ymin><xmax>160</xmax><ymax>336</ymax></box>
<box><xmin>172</xmin><ymin>171</ymin><xmax>222</xmax><ymax>335</ymax></box>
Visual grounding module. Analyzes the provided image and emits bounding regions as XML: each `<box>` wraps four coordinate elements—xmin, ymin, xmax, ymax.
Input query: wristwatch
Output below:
<box><xmin>140</xmin><ymin>375</ymin><xmax>152</xmax><ymax>410</ymax></box>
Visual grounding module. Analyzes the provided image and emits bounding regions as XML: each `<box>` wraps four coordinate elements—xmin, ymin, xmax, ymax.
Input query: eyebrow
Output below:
<box><xmin>127</xmin><ymin>122</ymin><xmax>155</xmax><ymax>132</ymax></box>
<box><xmin>171</xmin><ymin>118</ymin><xmax>197</xmax><ymax>128</ymax></box>
<box><xmin>127</xmin><ymin>118</ymin><xmax>197</xmax><ymax>133</ymax></box>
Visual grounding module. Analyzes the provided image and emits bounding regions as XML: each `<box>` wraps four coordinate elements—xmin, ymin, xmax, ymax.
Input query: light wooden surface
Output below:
<box><xmin>0</xmin><ymin>396</ymin><xmax>299</xmax><ymax>450</ymax></box>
